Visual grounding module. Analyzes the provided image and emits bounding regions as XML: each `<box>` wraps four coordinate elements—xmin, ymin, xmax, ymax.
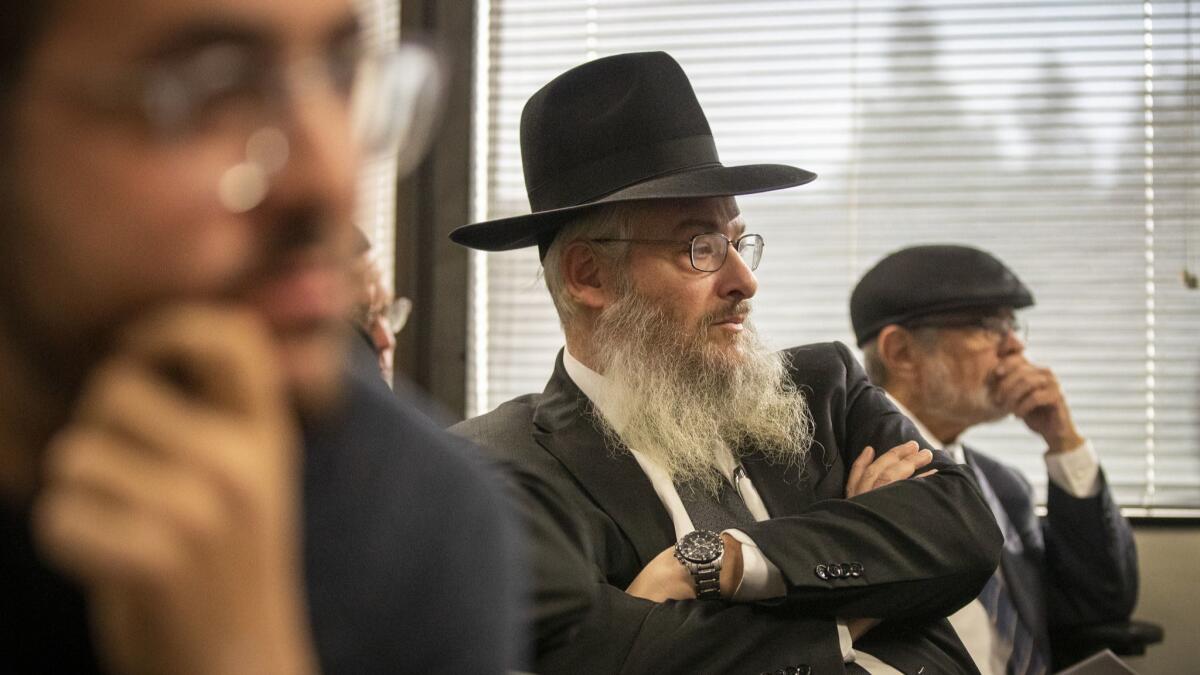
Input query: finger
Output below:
<box><xmin>872</xmin><ymin>449</ymin><xmax>935</xmax><ymax>487</ymax></box>
<box><xmin>43</xmin><ymin>428</ymin><xmax>229</xmax><ymax>557</ymax></box>
<box><xmin>117</xmin><ymin>305</ymin><xmax>286</xmax><ymax>418</ymax></box>
<box><xmin>33</xmin><ymin>481</ymin><xmax>185</xmax><ymax>592</ymax></box>
<box><xmin>993</xmin><ymin>371</ymin><xmax>1041</xmax><ymax>412</ymax></box>
<box><xmin>1014</xmin><ymin>386</ymin><xmax>1059</xmax><ymax>419</ymax></box>
<box><xmin>915</xmin><ymin>469</ymin><xmax>939</xmax><ymax>479</ymax></box>
<box><xmin>846</xmin><ymin>446</ymin><xmax>874</xmax><ymax>497</ymax></box>
<box><xmin>71</xmin><ymin>358</ymin><xmax>261</xmax><ymax>487</ymax></box>
<box><xmin>859</xmin><ymin>441</ymin><xmax>918</xmax><ymax>488</ymax></box>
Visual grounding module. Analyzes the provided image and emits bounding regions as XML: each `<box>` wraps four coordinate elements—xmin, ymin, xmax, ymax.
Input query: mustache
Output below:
<box><xmin>701</xmin><ymin>299</ymin><xmax>752</xmax><ymax>324</ymax></box>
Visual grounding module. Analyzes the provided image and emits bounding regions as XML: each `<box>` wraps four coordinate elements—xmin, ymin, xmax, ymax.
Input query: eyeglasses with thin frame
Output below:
<box><xmin>904</xmin><ymin>314</ymin><xmax>1027</xmax><ymax>344</ymax></box>
<box><xmin>589</xmin><ymin>232</ymin><xmax>765</xmax><ymax>272</ymax></box>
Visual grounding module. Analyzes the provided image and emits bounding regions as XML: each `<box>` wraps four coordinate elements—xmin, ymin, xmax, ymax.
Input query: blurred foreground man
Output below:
<box><xmin>451</xmin><ymin>51</ymin><xmax>1002</xmax><ymax>674</ymax></box>
<box><xmin>851</xmin><ymin>245</ymin><xmax>1138</xmax><ymax>674</ymax></box>
<box><xmin>0</xmin><ymin>1</ymin><xmax>522</xmax><ymax>673</ymax></box>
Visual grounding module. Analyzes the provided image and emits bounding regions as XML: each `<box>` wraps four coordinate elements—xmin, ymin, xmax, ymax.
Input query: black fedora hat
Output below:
<box><xmin>450</xmin><ymin>51</ymin><xmax>816</xmax><ymax>257</ymax></box>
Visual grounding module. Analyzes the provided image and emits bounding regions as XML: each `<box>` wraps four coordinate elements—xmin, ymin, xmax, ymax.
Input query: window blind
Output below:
<box><xmin>471</xmin><ymin>0</ymin><xmax>1200</xmax><ymax>513</ymax></box>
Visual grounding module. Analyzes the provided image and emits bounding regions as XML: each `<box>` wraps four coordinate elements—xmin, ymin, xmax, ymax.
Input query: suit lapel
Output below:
<box><xmin>531</xmin><ymin>352</ymin><xmax>675</xmax><ymax>566</ymax></box>
<box><xmin>740</xmin><ymin>447</ymin><xmax>816</xmax><ymax>517</ymax></box>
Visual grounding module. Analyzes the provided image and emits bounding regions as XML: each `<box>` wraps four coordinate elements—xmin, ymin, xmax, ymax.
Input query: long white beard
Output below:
<box><xmin>589</xmin><ymin>285</ymin><xmax>813</xmax><ymax>496</ymax></box>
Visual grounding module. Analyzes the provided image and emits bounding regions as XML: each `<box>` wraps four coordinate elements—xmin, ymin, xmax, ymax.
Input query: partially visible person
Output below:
<box><xmin>851</xmin><ymin>244</ymin><xmax>1138</xmax><ymax>675</ymax></box>
<box><xmin>0</xmin><ymin>1</ymin><xmax>523</xmax><ymax>673</ymax></box>
<box><xmin>348</xmin><ymin>226</ymin><xmax>408</xmax><ymax>385</ymax></box>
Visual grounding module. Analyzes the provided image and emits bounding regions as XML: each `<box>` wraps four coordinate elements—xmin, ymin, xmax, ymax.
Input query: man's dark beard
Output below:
<box><xmin>588</xmin><ymin>283</ymin><xmax>814</xmax><ymax>495</ymax></box>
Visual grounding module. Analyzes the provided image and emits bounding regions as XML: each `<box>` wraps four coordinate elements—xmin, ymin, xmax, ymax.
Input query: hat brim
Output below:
<box><xmin>450</xmin><ymin>163</ymin><xmax>816</xmax><ymax>251</ymax></box>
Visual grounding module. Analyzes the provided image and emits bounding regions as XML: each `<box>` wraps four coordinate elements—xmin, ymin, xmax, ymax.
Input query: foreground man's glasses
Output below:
<box><xmin>590</xmin><ymin>232</ymin><xmax>765</xmax><ymax>272</ymax></box>
<box><xmin>49</xmin><ymin>39</ymin><xmax>444</xmax><ymax>212</ymax></box>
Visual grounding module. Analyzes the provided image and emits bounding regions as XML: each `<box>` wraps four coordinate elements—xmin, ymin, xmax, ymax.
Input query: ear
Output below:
<box><xmin>876</xmin><ymin>324</ymin><xmax>922</xmax><ymax>381</ymax></box>
<box><xmin>561</xmin><ymin>241</ymin><xmax>613</xmax><ymax>311</ymax></box>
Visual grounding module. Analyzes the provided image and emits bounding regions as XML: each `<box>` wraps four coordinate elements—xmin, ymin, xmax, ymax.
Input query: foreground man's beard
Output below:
<box><xmin>590</xmin><ymin>284</ymin><xmax>814</xmax><ymax>495</ymax></box>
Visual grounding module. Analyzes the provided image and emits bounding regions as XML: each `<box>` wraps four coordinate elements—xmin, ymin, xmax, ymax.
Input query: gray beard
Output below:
<box><xmin>918</xmin><ymin>352</ymin><xmax>1008</xmax><ymax>432</ymax></box>
<box><xmin>588</xmin><ymin>285</ymin><xmax>814</xmax><ymax>496</ymax></box>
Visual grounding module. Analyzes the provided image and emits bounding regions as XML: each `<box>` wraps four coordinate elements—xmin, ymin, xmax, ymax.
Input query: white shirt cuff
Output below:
<box><xmin>724</xmin><ymin>529</ymin><xmax>786</xmax><ymax>601</ymax></box>
<box><xmin>1044</xmin><ymin>439</ymin><xmax>1101</xmax><ymax>498</ymax></box>
<box><xmin>837</xmin><ymin>622</ymin><xmax>856</xmax><ymax>662</ymax></box>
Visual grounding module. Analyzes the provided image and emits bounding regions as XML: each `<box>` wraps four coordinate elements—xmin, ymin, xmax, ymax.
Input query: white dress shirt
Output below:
<box><xmin>885</xmin><ymin>395</ymin><xmax>1102</xmax><ymax>675</ymax></box>
<box><xmin>562</xmin><ymin>348</ymin><xmax>900</xmax><ymax>673</ymax></box>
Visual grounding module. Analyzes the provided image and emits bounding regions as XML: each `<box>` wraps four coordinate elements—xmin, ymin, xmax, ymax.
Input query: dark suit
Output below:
<box><xmin>964</xmin><ymin>448</ymin><xmax>1138</xmax><ymax>667</ymax></box>
<box><xmin>453</xmin><ymin>341</ymin><xmax>1004</xmax><ymax>674</ymax></box>
<box><xmin>0</xmin><ymin>344</ymin><xmax>527</xmax><ymax>674</ymax></box>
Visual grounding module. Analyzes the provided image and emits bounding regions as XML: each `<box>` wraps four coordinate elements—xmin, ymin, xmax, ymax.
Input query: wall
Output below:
<box><xmin>1122</xmin><ymin>523</ymin><xmax>1200</xmax><ymax>674</ymax></box>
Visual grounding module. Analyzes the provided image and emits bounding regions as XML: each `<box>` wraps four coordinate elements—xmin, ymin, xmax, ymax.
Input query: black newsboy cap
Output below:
<box><xmin>850</xmin><ymin>245</ymin><xmax>1034</xmax><ymax>346</ymax></box>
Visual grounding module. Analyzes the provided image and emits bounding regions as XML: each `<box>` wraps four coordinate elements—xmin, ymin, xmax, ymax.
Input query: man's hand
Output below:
<box><xmin>845</xmin><ymin>441</ymin><xmax>936</xmax><ymax>498</ymax></box>
<box><xmin>32</xmin><ymin>306</ymin><xmax>316</xmax><ymax>675</ymax></box>
<box><xmin>992</xmin><ymin>355</ymin><xmax>1084</xmax><ymax>453</ymax></box>
<box><xmin>626</xmin><ymin>533</ymin><xmax>743</xmax><ymax>602</ymax></box>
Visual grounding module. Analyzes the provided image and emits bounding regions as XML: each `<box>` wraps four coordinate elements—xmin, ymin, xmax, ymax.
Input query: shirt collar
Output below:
<box><xmin>562</xmin><ymin>346</ymin><xmax>626</xmax><ymax>432</ymax></box>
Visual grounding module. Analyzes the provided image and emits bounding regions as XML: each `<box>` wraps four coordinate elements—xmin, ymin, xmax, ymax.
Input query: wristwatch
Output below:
<box><xmin>673</xmin><ymin>529</ymin><xmax>724</xmax><ymax>599</ymax></box>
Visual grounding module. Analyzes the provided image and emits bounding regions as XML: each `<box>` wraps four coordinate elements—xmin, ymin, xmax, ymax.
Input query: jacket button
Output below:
<box><xmin>849</xmin><ymin>562</ymin><xmax>863</xmax><ymax>577</ymax></box>
<box><xmin>828</xmin><ymin>563</ymin><xmax>844</xmax><ymax>578</ymax></box>
<box><xmin>814</xmin><ymin>564</ymin><xmax>829</xmax><ymax>580</ymax></box>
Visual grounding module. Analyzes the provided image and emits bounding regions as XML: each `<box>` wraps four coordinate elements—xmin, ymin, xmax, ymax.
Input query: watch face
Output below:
<box><xmin>677</xmin><ymin>529</ymin><xmax>722</xmax><ymax>564</ymax></box>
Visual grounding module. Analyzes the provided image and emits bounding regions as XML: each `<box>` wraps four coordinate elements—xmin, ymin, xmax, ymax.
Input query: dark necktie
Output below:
<box><xmin>968</xmin><ymin>460</ymin><xmax>1047</xmax><ymax>675</ymax></box>
<box><xmin>675</xmin><ymin>469</ymin><xmax>757</xmax><ymax>532</ymax></box>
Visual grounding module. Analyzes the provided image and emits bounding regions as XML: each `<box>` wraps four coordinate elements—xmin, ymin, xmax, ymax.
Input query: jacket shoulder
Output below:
<box><xmin>780</xmin><ymin>341</ymin><xmax>862</xmax><ymax>387</ymax></box>
<box><xmin>451</xmin><ymin>394</ymin><xmax>542</xmax><ymax>460</ymax></box>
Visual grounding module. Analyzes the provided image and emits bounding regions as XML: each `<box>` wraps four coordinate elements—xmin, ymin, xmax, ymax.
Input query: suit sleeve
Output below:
<box><xmin>739</xmin><ymin>342</ymin><xmax>1003</xmax><ymax>621</ymax></box>
<box><xmin>455</xmin><ymin>417</ymin><xmax>847</xmax><ymax>675</ymax></box>
<box><xmin>1043</xmin><ymin>469</ymin><xmax>1139</xmax><ymax>628</ymax></box>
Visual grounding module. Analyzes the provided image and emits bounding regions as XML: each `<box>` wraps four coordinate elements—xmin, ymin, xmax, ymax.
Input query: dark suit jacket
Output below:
<box><xmin>0</xmin><ymin>347</ymin><xmax>527</xmax><ymax>674</ymax></box>
<box><xmin>453</xmin><ymin>341</ymin><xmax>1004</xmax><ymax>675</ymax></box>
<box><xmin>965</xmin><ymin>448</ymin><xmax>1138</xmax><ymax>666</ymax></box>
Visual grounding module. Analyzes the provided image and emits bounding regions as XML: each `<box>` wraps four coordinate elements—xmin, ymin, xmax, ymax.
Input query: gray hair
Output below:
<box><xmin>861</xmin><ymin>327</ymin><xmax>941</xmax><ymax>388</ymax></box>
<box><xmin>541</xmin><ymin>202</ymin><xmax>637</xmax><ymax>327</ymax></box>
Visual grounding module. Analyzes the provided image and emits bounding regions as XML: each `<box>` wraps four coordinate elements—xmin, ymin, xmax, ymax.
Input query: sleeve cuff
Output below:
<box><xmin>724</xmin><ymin>529</ymin><xmax>786</xmax><ymax>601</ymax></box>
<box><xmin>837</xmin><ymin>622</ymin><xmax>857</xmax><ymax>662</ymax></box>
<box><xmin>1045</xmin><ymin>439</ymin><xmax>1101</xmax><ymax>498</ymax></box>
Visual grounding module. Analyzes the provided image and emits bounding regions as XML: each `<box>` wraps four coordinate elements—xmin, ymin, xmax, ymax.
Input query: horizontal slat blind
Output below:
<box><xmin>471</xmin><ymin>0</ymin><xmax>1200</xmax><ymax>512</ymax></box>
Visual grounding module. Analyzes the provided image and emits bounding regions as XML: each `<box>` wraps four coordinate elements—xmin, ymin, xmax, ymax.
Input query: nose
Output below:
<box><xmin>262</xmin><ymin>77</ymin><xmax>359</xmax><ymax>228</ymax></box>
<box><xmin>716</xmin><ymin>244</ymin><xmax>758</xmax><ymax>302</ymax></box>
<box><xmin>999</xmin><ymin>326</ymin><xmax>1025</xmax><ymax>355</ymax></box>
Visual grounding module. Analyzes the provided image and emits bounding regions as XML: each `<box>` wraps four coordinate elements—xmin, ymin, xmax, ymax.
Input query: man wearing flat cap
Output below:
<box><xmin>451</xmin><ymin>51</ymin><xmax>1003</xmax><ymax>674</ymax></box>
<box><xmin>851</xmin><ymin>245</ymin><xmax>1138</xmax><ymax>674</ymax></box>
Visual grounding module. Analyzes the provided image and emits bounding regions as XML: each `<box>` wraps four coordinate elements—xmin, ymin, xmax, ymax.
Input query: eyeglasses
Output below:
<box><xmin>39</xmin><ymin>39</ymin><xmax>444</xmax><ymax>211</ymax></box>
<box><xmin>905</xmin><ymin>314</ymin><xmax>1027</xmax><ymax>344</ymax></box>
<box><xmin>589</xmin><ymin>232</ymin><xmax>765</xmax><ymax>272</ymax></box>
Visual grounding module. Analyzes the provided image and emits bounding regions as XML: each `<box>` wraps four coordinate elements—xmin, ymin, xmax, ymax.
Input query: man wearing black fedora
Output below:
<box><xmin>452</xmin><ymin>52</ymin><xmax>1002</xmax><ymax>674</ymax></box>
<box><xmin>850</xmin><ymin>245</ymin><xmax>1138</xmax><ymax>674</ymax></box>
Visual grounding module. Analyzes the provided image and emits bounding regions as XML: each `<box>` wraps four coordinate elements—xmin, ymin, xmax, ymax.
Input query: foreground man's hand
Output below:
<box><xmin>992</xmin><ymin>355</ymin><xmax>1084</xmax><ymax>453</ymax></box>
<box><xmin>626</xmin><ymin>533</ymin><xmax>744</xmax><ymax>602</ymax></box>
<box><xmin>845</xmin><ymin>441</ymin><xmax>936</xmax><ymax>498</ymax></box>
<box><xmin>33</xmin><ymin>306</ymin><xmax>316</xmax><ymax>675</ymax></box>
